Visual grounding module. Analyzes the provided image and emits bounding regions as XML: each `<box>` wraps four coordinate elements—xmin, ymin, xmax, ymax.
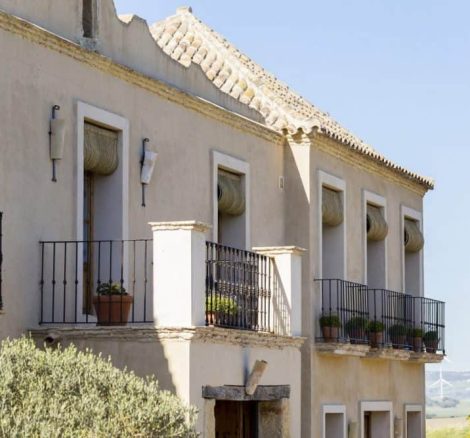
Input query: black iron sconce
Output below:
<box><xmin>140</xmin><ymin>138</ymin><xmax>158</xmax><ymax>207</ymax></box>
<box><xmin>49</xmin><ymin>105</ymin><xmax>66</xmax><ymax>182</ymax></box>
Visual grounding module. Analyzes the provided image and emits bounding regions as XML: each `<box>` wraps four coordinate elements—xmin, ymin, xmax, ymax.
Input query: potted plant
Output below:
<box><xmin>423</xmin><ymin>330</ymin><xmax>439</xmax><ymax>353</ymax></box>
<box><xmin>388</xmin><ymin>324</ymin><xmax>408</xmax><ymax>349</ymax></box>
<box><xmin>367</xmin><ymin>320</ymin><xmax>385</xmax><ymax>348</ymax></box>
<box><xmin>344</xmin><ymin>316</ymin><xmax>368</xmax><ymax>344</ymax></box>
<box><xmin>206</xmin><ymin>295</ymin><xmax>238</xmax><ymax>326</ymax></box>
<box><xmin>319</xmin><ymin>314</ymin><xmax>341</xmax><ymax>342</ymax></box>
<box><xmin>93</xmin><ymin>282</ymin><xmax>133</xmax><ymax>326</ymax></box>
<box><xmin>409</xmin><ymin>327</ymin><xmax>424</xmax><ymax>353</ymax></box>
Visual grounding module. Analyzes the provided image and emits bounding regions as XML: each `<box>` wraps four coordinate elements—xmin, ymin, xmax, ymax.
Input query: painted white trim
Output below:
<box><xmin>404</xmin><ymin>404</ymin><xmax>423</xmax><ymax>438</ymax></box>
<box><xmin>76</xmin><ymin>101</ymin><xmax>129</xmax><ymax>321</ymax></box>
<box><xmin>360</xmin><ymin>401</ymin><xmax>393</xmax><ymax>438</ymax></box>
<box><xmin>317</xmin><ymin>170</ymin><xmax>347</xmax><ymax>280</ymax></box>
<box><xmin>322</xmin><ymin>404</ymin><xmax>347</xmax><ymax>438</ymax></box>
<box><xmin>211</xmin><ymin>150</ymin><xmax>250</xmax><ymax>249</ymax></box>
<box><xmin>362</xmin><ymin>190</ymin><xmax>388</xmax><ymax>288</ymax></box>
<box><xmin>400</xmin><ymin>205</ymin><xmax>424</xmax><ymax>296</ymax></box>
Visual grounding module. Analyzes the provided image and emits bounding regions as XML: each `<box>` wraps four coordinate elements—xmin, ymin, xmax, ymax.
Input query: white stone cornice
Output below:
<box><xmin>30</xmin><ymin>326</ymin><xmax>305</xmax><ymax>350</ymax></box>
<box><xmin>149</xmin><ymin>221</ymin><xmax>212</xmax><ymax>232</ymax></box>
<box><xmin>252</xmin><ymin>246</ymin><xmax>307</xmax><ymax>257</ymax></box>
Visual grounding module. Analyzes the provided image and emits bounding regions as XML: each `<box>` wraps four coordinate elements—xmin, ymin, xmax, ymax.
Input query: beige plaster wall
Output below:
<box><xmin>31</xmin><ymin>331</ymin><xmax>301</xmax><ymax>437</ymax></box>
<box><xmin>0</xmin><ymin>0</ymin><xmax>82</xmax><ymax>42</ymax></box>
<box><xmin>0</xmin><ymin>24</ymin><xmax>284</xmax><ymax>339</ymax></box>
<box><xmin>311</xmin><ymin>353</ymin><xmax>425</xmax><ymax>438</ymax></box>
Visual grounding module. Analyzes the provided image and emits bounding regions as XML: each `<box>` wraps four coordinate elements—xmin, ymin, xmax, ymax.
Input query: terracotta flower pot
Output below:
<box><xmin>347</xmin><ymin>329</ymin><xmax>366</xmax><ymax>344</ymax></box>
<box><xmin>425</xmin><ymin>340</ymin><xmax>439</xmax><ymax>354</ymax></box>
<box><xmin>368</xmin><ymin>331</ymin><xmax>383</xmax><ymax>348</ymax></box>
<box><xmin>93</xmin><ymin>295</ymin><xmax>133</xmax><ymax>326</ymax></box>
<box><xmin>321</xmin><ymin>326</ymin><xmax>339</xmax><ymax>342</ymax></box>
<box><xmin>412</xmin><ymin>337</ymin><xmax>423</xmax><ymax>353</ymax></box>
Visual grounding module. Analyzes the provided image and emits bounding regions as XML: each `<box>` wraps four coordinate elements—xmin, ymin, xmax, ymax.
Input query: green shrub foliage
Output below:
<box><xmin>0</xmin><ymin>337</ymin><xmax>197</xmax><ymax>437</ymax></box>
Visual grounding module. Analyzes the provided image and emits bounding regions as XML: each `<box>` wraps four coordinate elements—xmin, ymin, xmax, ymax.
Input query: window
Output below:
<box><xmin>363</xmin><ymin>191</ymin><xmax>388</xmax><ymax>289</ymax></box>
<box><xmin>322</xmin><ymin>405</ymin><xmax>346</xmax><ymax>438</ymax></box>
<box><xmin>402</xmin><ymin>207</ymin><xmax>424</xmax><ymax>296</ymax></box>
<box><xmin>318</xmin><ymin>171</ymin><xmax>346</xmax><ymax>279</ymax></box>
<box><xmin>405</xmin><ymin>405</ymin><xmax>423</xmax><ymax>438</ymax></box>
<box><xmin>82</xmin><ymin>0</ymin><xmax>97</xmax><ymax>38</ymax></box>
<box><xmin>212</xmin><ymin>151</ymin><xmax>250</xmax><ymax>250</ymax></box>
<box><xmin>360</xmin><ymin>401</ymin><xmax>393</xmax><ymax>438</ymax></box>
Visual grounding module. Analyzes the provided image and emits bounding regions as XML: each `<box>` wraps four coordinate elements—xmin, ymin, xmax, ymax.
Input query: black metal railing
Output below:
<box><xmin>0</xmin><ymin>212</ymin><xmax>3</xmax><ymax>312</ymax></box>
<box><xmin>316</xmin><ymin>279</ymin><xmax>445</xmax><ymax>354</ymax></box>
<box><xmin>206</xmin><ymin>242</ymin><xmax>272</xmax><ymax>332</ymax></box>
<box><xmin>40</xmin><ymin>239</ymin><xmax>153</xmax><ymax>325</ymax></box>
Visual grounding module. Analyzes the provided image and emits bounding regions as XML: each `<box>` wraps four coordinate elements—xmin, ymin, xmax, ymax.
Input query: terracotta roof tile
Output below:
<box><xmin>149</xmin><ymin>8</ymin><xmax>433</xmax><ymax>189</ymax></box>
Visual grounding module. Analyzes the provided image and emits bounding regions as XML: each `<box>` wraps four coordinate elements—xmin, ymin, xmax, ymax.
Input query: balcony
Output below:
<box><xmin>205</xmin><ymin>242</ymin><xmax>272</xmax><ymax>332</ymax></box>
<box><xmin>315</xmin><ymin>279</ymin><xmax>445</xmax><ymax>362</ymax></box>
<box><xmin>38</xmin><ymin>222</ymin><xmax>304</xmax><ymax>339</ymax></box>
<box><xmin>39</xmin><ymin>239</ymin><xmax>153</xmax><ymax>325</ymax></box>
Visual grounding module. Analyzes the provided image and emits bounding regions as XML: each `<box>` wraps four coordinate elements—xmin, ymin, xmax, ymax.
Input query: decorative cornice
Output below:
<box><xmin>0</xmin><ymin>9</ymin><xmax>284</xmax><ymax>146</ymax></box>
<box><xmin>30</xmin><ymin>326</ymin><xmax>305</xmax><ymax>350</ymax></box>
<box><xmin>314</xmin><ymin>342</ymin><xmax>370</xmax><ymax>358</ymax></box>
<box><xmin>312</xmin><ymin>134</ymin><xmax>429</xmax><ymax>196</ymax></box>
<box><xmin>149</xmin><ymin>220</ymin><xmax>212</xmax><ymax>233</ymax></box>
<box><xmin>253</xmin><ymin>246</ymin><xmax>307</xmax><ymax>256</ymax></box>
<box><xmin>314</xmin><ymin>341</ymin><xmax>444</xmax><ymax>363</ymax></box>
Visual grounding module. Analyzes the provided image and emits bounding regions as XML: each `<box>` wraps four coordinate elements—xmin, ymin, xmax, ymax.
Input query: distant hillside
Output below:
<box><xmin>426</xmin><ymin>370</ymin><xmax>470</xmax><ymax>418</ymax></box>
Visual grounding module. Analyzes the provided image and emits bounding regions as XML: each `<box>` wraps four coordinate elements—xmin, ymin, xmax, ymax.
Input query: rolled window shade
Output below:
<box><xmin>404</xmin><ymin>219</ymin><xmax>424</xmax><ymax>252</ymax></box>
<box><xmin>366</xmin><ymin>204</ymin><xmax>388</xmax><ymax>241</ymax></box>
<box><xmin>218</xmin><ymin>170</ymin><xmax>245</xmax><ymax>216</ymax></box>
<box><xmin>322</xmin><ymin>187</ymin><xmax>343</xmax><ymax>227</ymax></box>
<box><xmin>84</xmin><ymin>123</ymin><xmax>119</xmax><ymax>175</ymax></box>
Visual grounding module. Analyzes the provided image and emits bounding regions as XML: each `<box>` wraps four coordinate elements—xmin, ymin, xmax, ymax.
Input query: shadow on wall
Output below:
<box><xmin>32</xmin><ymin>334</ymin><xmax>178</xmax><ymax>394</ymax></box>
<box><xmin>272</xmin><ymin>264</ymin><xmax>291</xmax><ymax>336</ymax></box>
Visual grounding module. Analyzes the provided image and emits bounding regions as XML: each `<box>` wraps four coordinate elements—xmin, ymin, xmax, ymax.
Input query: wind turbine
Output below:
<box><xmin>429</xmin><ymin>356</ymin><xmax>453</xmax><ymax>400</ymax></box>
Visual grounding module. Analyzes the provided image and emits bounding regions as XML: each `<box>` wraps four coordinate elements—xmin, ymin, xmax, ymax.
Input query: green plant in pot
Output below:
<box><xmin>319</xmin><ymin>314</ymin><xmax>341</xmax><ymax>342</ymax></box>
<box><xmin>344</xmin><ymin>316</ymin><xmax>368</xmax><ymax>344</ymax></box>
<box><xmin>206</xmin><ymin>295</ymin><xmax>238</xmax><ymax>326</ymax></box>
<box><xmin>367</xmin><ymin>320</ymin><xmax>385</xmax><ymax>348</ymax></box>
<box><xmin>409</xmin><ymin>327</ymin><xmax>424</xmax><ymax>353</ymax></box>
<box><xmin>423</xmin><ymin>330</ymin><xmax>439</xmax><ymax>354</ymax></box>
<box><xmin>93</xmin><ymin>282</ymin><xmax>133</xmax><ymax>326</ymax></box>
<box><xmin>388</xmin><ymin>324</ymin><xmax>408</xmax><ymax>349</ymax></box>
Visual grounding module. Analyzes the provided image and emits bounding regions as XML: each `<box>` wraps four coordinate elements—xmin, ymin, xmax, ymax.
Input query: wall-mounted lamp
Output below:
<box><xmin>49</xmin><ymin>105</ymin><xmax>66</xmax><ymax>182</ymax></box>
<box><xmin>140</xmin><ymin>138</ymin><xmax>158</xmax><ymax>207</ymax></box>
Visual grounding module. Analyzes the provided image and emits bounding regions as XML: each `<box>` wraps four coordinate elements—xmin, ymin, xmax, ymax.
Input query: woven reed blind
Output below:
<box><xmin>366</xmin><ymin>205</ymin><xmax>388</xmax><ymax>241</ymax></box>
<box><xmin>322</xmin><ymin>187</ymin><xmax>343</xmax><ymax>227</ymax></box>
<box><xmin>84</xmin><ymin>123</ymin><xmax>119</xmax><ymax>175</ymax></box>
<box><xmin>218</xmin><ymin>170</ymin><xmax>245</xmax><ymax>216</ymax></box>
<box><xmin>404</xmin><ymin>219</ymin><xmax>424</xmax><ymax>252</ymax></box>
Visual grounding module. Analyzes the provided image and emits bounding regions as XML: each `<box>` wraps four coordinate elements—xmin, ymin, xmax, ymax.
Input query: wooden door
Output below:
<box><xmin>214</xmin><ymin>401</ymin><xmax>257</xmax><ymax>438</ymax></box>
<box><xmin>83</xmin><ymin>171</ymin><xmax>94</xmax><ymax>313</ymax></box>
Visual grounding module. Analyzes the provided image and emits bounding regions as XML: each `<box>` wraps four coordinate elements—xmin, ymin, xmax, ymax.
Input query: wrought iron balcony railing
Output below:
<box><xmin>205</xmin><ymin>242</ymin><xmax>272</xmax><ymax>332</ymax></box>
<box><xmin>39</xmin><ymin>239</ymin><xmax>153</xmax><ymax>325</ymax></box>
<box><xmin>316</xmin><ymin>278</ymin><xmax>445</xmax><ymax>354</ymax></box>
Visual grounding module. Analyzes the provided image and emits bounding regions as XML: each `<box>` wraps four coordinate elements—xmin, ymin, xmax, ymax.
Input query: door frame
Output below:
<box><xmin>76</xmin><ymin>101</ymin><xmax>129</xmax><ymax>321</ymax></box>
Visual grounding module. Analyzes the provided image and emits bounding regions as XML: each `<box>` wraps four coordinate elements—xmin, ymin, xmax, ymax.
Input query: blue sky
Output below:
<box><xmin>114</xmin><ymin>0</ymin><xmax>470</xmax><ymax>371</ymax></box>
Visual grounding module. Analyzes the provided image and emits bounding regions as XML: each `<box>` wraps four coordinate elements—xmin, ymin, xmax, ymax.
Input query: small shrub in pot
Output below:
<box><xmin>388</xmin><ymin>324</ymin><xmax>408</xmax><ymax>349</ymax></box>
<box><xmin>344</xmin><ymin>316</ymin><xmax>368</xmax><ymax>344</ymax></box>
<box><xmin>93</xmin><ymin>282</ymin><xmax>133</xmax><ymax>326</ymax></box>
<box><xmin>319</xmin><ymin>314</ymin><xmax>341</xmax><ymax>342</ymax></box>
<box><xmin>367</xmin><ymin>320</ymin><xmax>385</xmax><ymax>348</ymax></box>
<box><xmin>206</xmin><ymin>296</ymin><xmax>238</xmax><ymax>326</ymax></box>
<box><xmin>423</xmin><ymin>330</ymin><xmax>439</xmax><ymax>354</ymax></box>
<box><xmin>409</xmin><ymin>327</ymin><xmax>424</xmax><ymax>353</ymax></box>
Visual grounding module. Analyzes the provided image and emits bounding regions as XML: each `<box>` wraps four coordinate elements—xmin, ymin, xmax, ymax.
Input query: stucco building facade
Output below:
<box><xmin>0</xmin><ymin>1</ymin><xmax>444</xmax><ymax>437</ymax></box>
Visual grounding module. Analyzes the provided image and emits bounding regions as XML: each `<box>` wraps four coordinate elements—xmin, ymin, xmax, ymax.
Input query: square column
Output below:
<box><xmin>253</xmin><ymin>246</ymin><xmax>306</xmax><ymax>336</ymax></box>
<box><xmin>150</xmin><ymin>221</ymin><xmax>211</xmax><ymax>327</ymax></box>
